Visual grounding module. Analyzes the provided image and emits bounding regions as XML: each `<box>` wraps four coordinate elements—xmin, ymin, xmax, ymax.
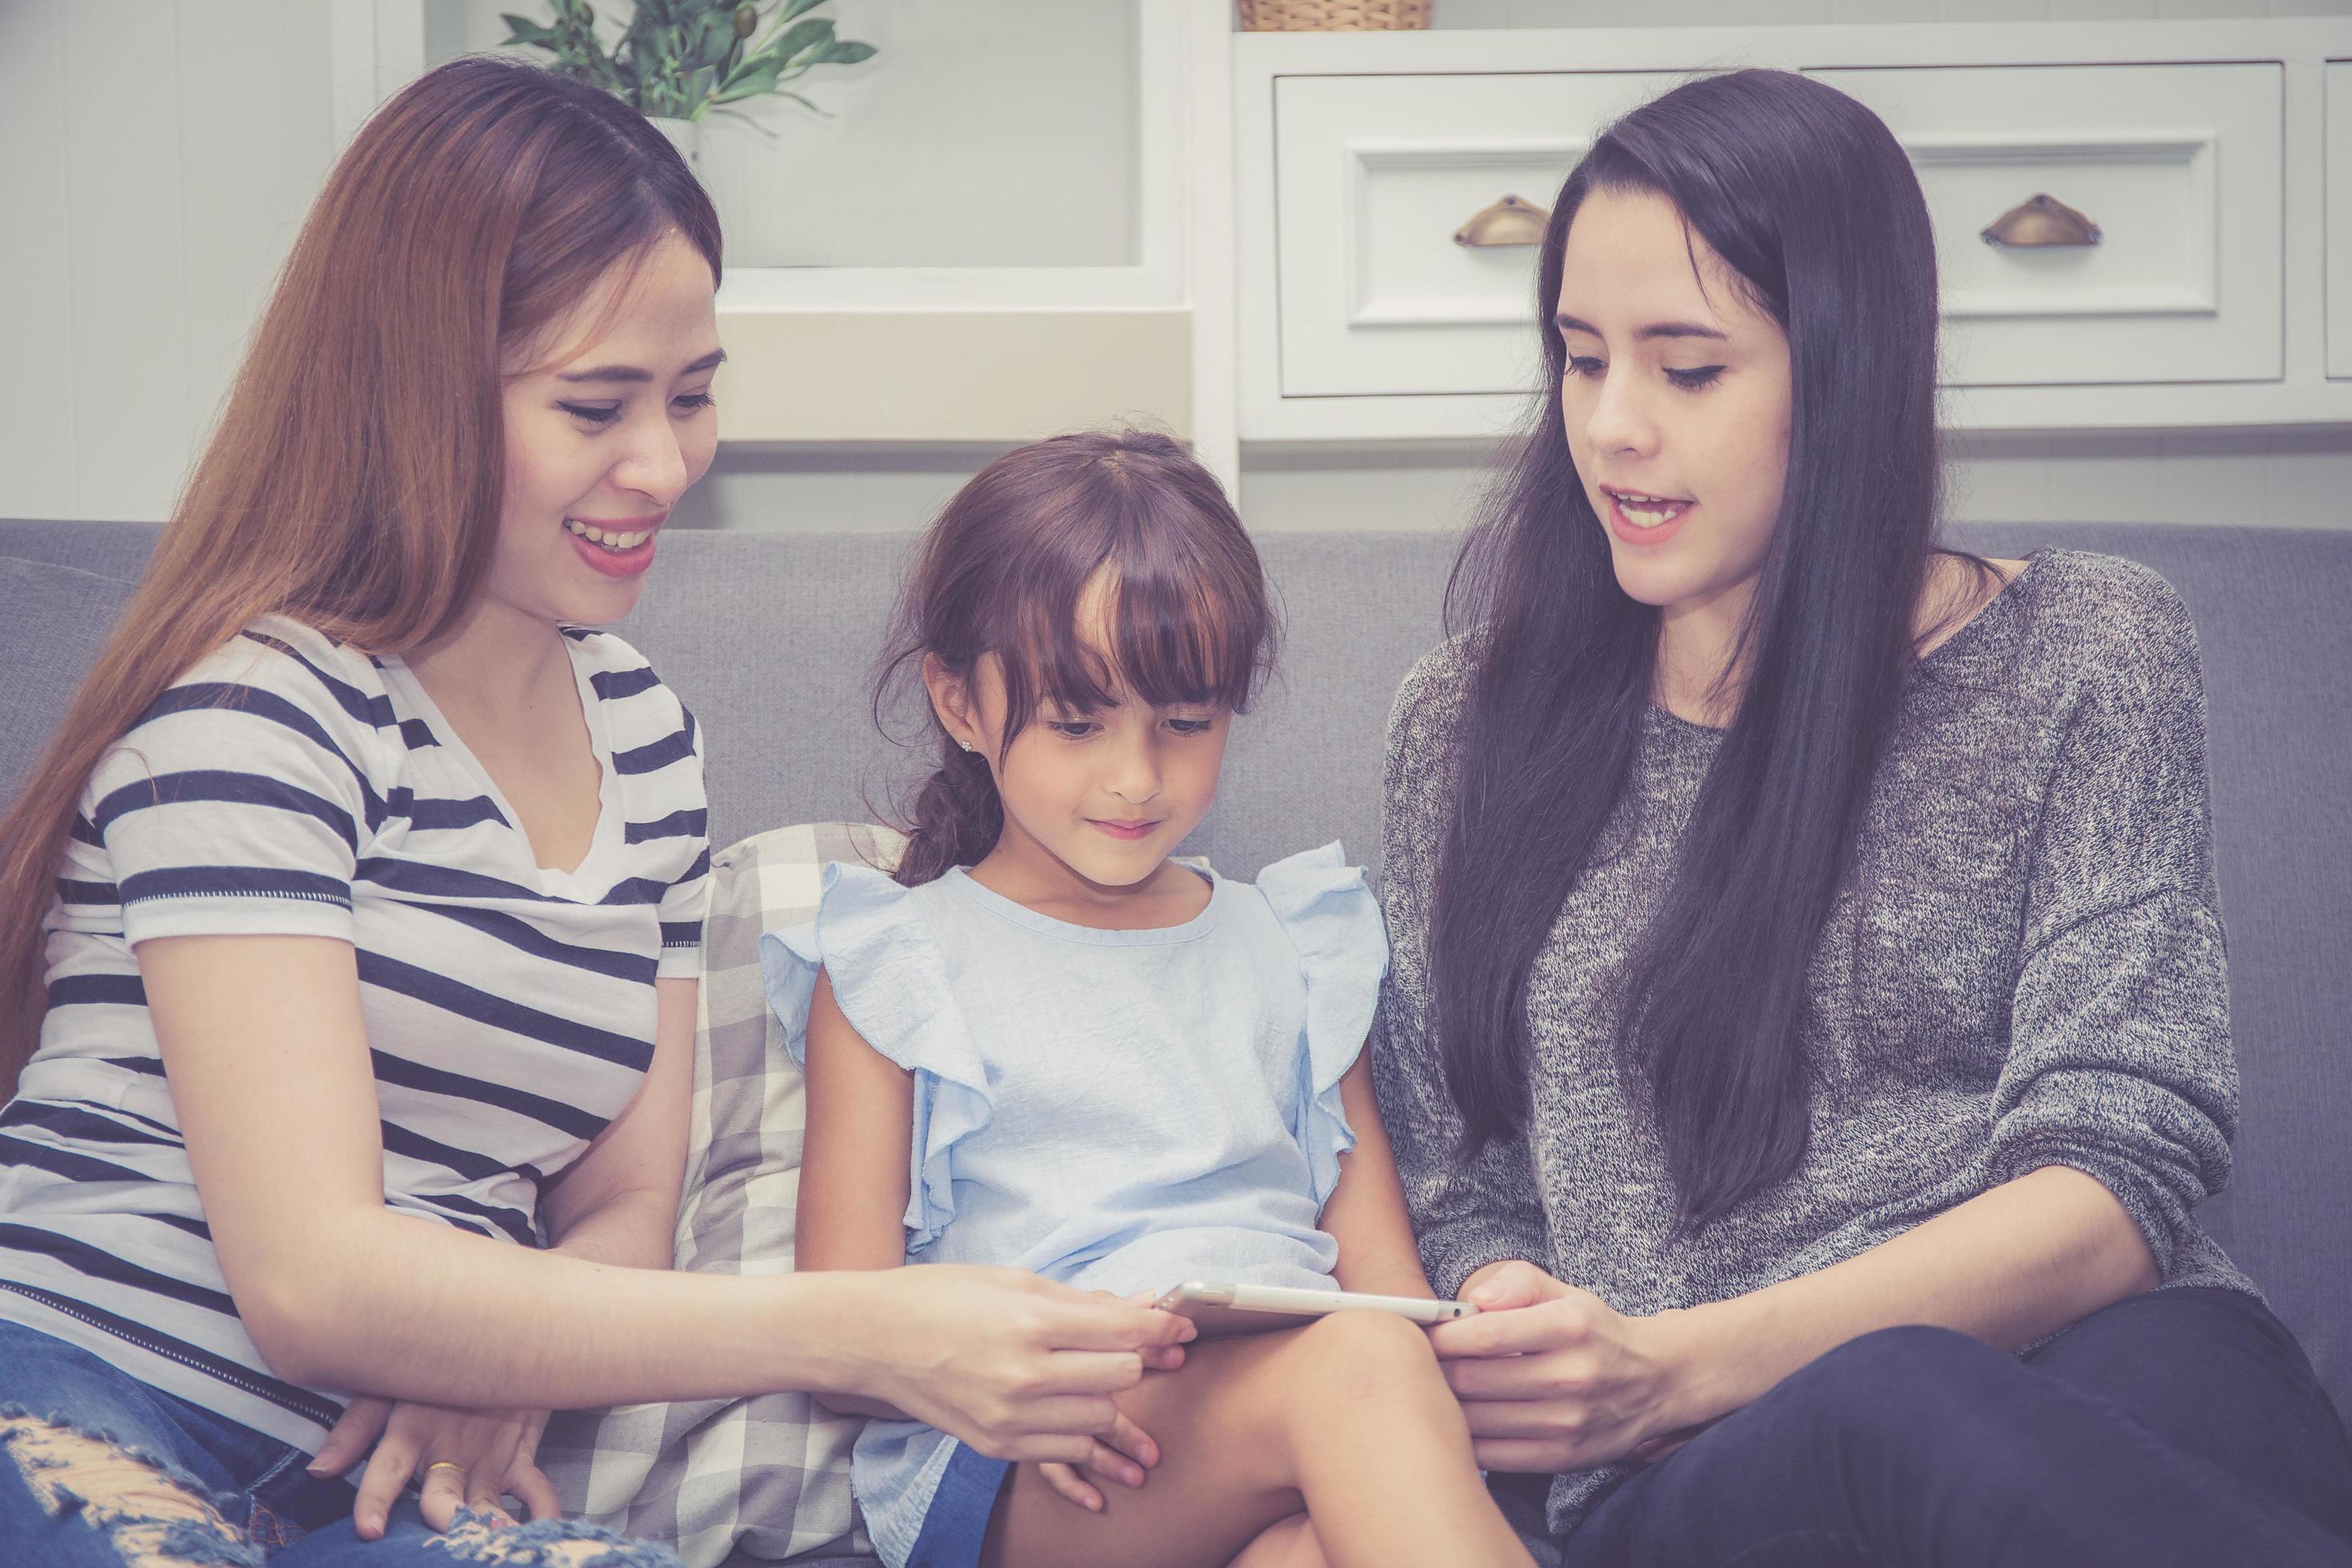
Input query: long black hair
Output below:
<box><xmin>878</xmin><ymin>428</ymin><xmax>1278</xmax><ymax>888</ymax></box>
<box><xmin>1430</xmin><ymin>69</ymin><xmax>1956</xmax><ymax>1227</ymax></box>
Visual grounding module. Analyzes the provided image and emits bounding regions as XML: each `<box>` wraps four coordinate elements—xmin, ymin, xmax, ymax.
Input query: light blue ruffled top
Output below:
<box><xmin>759</xmin><ymin>842</ymin><xmax>1388</xmax><ymax>1568</ymax></box>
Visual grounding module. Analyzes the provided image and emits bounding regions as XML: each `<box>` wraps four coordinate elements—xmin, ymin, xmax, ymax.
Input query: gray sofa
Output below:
<box><xmin>4</xmin><ymin>517</ymin><xmax>2347</xmax><ymax>1554</ymax></box>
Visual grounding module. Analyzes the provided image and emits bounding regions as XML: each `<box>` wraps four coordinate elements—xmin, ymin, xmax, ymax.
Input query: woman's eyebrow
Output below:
<box><xmin>557</xmin><ymin>348</ymin><xmax>729</xmax><ymax>384</ymax></box>
<box><xmin>1553</xmin><ymin>310</ymin><xmax>1727</xmax><ymax>344</ymax></box>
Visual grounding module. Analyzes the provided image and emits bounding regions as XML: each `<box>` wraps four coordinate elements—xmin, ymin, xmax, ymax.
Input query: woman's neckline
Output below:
<box><xmin>940</xmin><ymin>862</ymin><xmax>1222</xmax><ymax>946</ymax></box>
<box><xmin>378</xmin><ymin>634</ymin><xmax>623</xmax><ymax>894</ymax></box>
<box><xmin>1649</xmin><ymin>550</ymin><xmax>2044</xmax><ymax>738</ymax></box>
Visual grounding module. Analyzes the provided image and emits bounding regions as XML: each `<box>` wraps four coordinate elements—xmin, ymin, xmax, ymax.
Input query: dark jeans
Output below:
<box><xmin>1554</xmin><ymin>1287</ymin><xmax>2352</xmax><ymax>1568</ymax></box>
<box><xmin>0</xmin><ymin>1320</ymin><xmax>678</xmax><ymax>1566</ymax></box>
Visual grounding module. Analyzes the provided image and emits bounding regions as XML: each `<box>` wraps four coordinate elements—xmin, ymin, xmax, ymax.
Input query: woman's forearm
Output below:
<box><xmin>1658</xmin><ymin>1166</ymin><xmax>2158</xmax><ymax>1428</ymax></box>
<box><xmin>248</xmin><ymin>1208</ymin><xmax>870</xmax><ymax>1407</ymax></box>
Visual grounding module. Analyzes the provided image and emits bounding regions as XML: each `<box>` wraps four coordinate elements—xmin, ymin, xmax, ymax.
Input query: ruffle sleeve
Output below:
<box><xmin>758</xmin><ymin>862</ymin><xmax>994</xmax><ymax>1253</ymax></box>
<box><xmin>1256</xmin><ymin>842</ymin><xmax>1391</xmax><ymax>1207</ymax></box>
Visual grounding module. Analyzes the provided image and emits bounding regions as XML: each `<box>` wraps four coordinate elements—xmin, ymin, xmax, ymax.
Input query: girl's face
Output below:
<box><xmin>928</xmin><ymin>576</ymin><xmax>1232</xmax><ymax>892</ymax></box>
<box><xmin>1554</xmin><ymin>187</ymin><xmax>1794</xmax><ymax>618</ymax></box>
<box><xmin>486</xmin><ymin>232</ymin><xmax>724</xmax><ymax>630</ymax></box>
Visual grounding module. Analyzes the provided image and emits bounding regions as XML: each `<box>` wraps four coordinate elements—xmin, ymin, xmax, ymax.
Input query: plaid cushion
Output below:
<box><xmin>541</xmin><ymin>822</ymin><xmax>902</xmax><ymax>1568</ymax></box>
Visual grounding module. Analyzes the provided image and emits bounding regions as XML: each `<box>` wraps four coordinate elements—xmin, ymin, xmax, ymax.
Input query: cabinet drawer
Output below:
<box><xmin>1811</xmin><ymin>62</ymin><xmax>2283</xmax><ymax>387</ymax></box>
<box><xmin>1271</xmin><ymin>62</ymin><xmax>2283</xmax><ymax>403</ymax></box>
<box><xmin>1274</xmin><ymin>70</ymin><xmax>1686</xmax><ymax>399</ymax></box>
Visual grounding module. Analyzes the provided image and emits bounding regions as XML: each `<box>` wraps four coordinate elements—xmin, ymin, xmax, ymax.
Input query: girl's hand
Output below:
<box><xmin>1426</xmin><ymin>1260</ymin><xmax>1695</xmax><ymax>1474</ymax></box>
<box><xmin>832</xmin><ymin>1267</ymin><xmax>1194</xmax><ymax>1466</ymax></box>
<box><xmin>308</xmin><ymin>1395</ymin><xmax>558</xmax><ymax>1539</ymax></box>
<box><xmin>1036</xmin><ymin>1407</ymin><xmax>1162</xmax><ymax>1513</ymax></box>
<box><xmin>1036</xmin><ymin>1291</ymin><xmax>1180</xmax><ymax>1512</ymax></box>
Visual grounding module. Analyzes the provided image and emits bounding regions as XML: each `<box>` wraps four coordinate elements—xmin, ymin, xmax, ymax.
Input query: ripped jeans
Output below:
<box><xmin>0</xmin><ymin>1321</ymin><xmax>681</xmax><ymax>1567</ymax></box>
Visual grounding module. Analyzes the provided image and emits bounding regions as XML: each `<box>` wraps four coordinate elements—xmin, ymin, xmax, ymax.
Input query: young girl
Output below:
<box><xmin>765</xmin><ymin>429</ymin><xmax>1533</xmax><ymax>1568</ymax></box>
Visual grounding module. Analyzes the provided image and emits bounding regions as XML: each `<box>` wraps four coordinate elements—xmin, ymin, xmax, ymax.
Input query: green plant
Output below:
<box><xmin>501</xmin><ymin>0</ymin><xmax>877</xmax><ymax>123</ymax></box>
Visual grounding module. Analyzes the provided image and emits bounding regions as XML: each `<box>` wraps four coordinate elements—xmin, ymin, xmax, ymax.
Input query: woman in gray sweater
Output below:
<box><xmin>1372</xmin><ymin>69</ymin><xmax>2352</xmax><ymax>1565</ymax></box>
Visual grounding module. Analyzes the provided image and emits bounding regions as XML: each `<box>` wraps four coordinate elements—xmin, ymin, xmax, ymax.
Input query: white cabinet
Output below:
<box><xmin>1234</xmin><ymin>20</ymin><xmax>2352</xmax><ymax>442</ymax></box>
<box><xmin>1813</xmin><ymin>63</ymin><xmax>2282</xmax><ymax>388</ymax></box>
<box><xmin>1274</xmin><ymin>71</ymin><xmax>1682</xmax><ymax>399</ymax></box>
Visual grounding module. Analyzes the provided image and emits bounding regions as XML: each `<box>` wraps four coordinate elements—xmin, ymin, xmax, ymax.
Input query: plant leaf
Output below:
<box><xmin>708</xmin><ymin>56</ymin><xmax>786</xmax><ymax>105</ymax></box>
<box><xmin>695</xmin><ymin>15</ymin><xmax>738</xmax><ymax>70</ymax></box>
<box><xmin>767</xmin><ymin>16</ymin><xmax>834</xmax><ymax>66</ymax></box>
<box><xmin>815</xmin><ymin>39</ymin><xmax>874</xmax><ymax>65</ymax></box>
<box><xmin>747</xmin><ymin>0</ymin><xmax>827</xmax><ymax>50</ymax></box>
<box><xmin>499</xmin><ymin>14</ymin><xmax>556</xmax><ymax>48</ymax></box>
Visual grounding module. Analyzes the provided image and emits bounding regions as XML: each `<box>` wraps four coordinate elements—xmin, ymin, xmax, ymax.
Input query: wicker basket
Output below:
<box><xmin>1238</xmin><ymin>1</ymin><xmax>1433</xmax><ymax>30</ymax></box>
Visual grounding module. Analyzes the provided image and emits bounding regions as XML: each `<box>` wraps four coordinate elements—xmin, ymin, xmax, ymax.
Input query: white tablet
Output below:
<box><xmin>1153</xmin><ymin>1281</ymin><xmax>1479</xmax><ymax>1338</ymax></box>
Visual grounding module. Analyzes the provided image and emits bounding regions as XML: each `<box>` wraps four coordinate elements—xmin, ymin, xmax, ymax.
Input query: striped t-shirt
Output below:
<box><xmin>0</xmin><ymin>614</ymin><xmax>709</xmax><ymax>1450</ymax></box>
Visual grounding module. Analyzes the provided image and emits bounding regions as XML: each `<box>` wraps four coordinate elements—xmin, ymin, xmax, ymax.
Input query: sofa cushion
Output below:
<box><xmin>538</xmin><ymin>820</ymin><xmax>900</xmax><ymax>1568</ymax></box>
<box><xmin>0</xmin><ymin>554</ymin><xmax>139</xmax><ymax>807</ymax></box>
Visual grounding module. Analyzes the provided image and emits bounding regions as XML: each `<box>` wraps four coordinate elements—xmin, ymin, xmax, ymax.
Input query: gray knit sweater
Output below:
<box><xmin>1368</xmin><ymin>550</ymin><xmax>2254</xmax><ymax>1540</ymax></box>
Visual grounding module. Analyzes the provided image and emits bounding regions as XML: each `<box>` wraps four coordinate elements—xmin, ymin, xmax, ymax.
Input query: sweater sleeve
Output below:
<box><xmin>1988</xmin><ymin>568</ymin><xmax>2236</xmax><ymax>1280</ymax></box>
<box><xmin>1369</xmin><ymin>642</ymin><xmax>1552</xmax><ymax>1301</ymax></box>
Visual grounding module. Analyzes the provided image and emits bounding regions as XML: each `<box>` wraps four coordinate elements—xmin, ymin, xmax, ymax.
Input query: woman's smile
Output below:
<box><xmin>563</xmin><ymin>513</ymin><xmax>665</xmax><ymax>578</ymax></box>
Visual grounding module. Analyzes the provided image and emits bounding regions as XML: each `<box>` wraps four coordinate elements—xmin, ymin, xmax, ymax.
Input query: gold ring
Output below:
<box><xmin>423</xmin><ymin>1461</ymin><xmax>466</xmax><ymax>1479</ymax></box>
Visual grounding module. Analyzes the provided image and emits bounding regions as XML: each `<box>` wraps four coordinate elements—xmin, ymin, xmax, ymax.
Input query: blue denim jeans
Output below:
<box><xmin>1556</xmin><ymin>1287</ymin><xmax>2352</xmax><ymax>1568</ymax></box>
<box><xmin>0</xmin><ymin>1321</ymin><xmax>679</xmax><ymax>1566</ymax></box>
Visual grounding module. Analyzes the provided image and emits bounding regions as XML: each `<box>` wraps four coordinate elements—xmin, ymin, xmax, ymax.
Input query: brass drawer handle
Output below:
<box><xmin>1454</xmin><ymin>194</ymin><xmax>1550</xmax><ymax>248</ymax></box>
<box><xmin>1981</xmin><ymin>194</ymin><xmax>2101</xmax><ymax>248</ymax></box>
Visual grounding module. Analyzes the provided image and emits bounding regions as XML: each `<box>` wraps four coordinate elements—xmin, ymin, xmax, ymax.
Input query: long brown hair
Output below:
<box><xmin>0</xmin><ymin>56</ymin><xmax>721</xmax><ymax>1093</ymax></box>
<box><xmin>878</xmin><ymin>429</ymin><xmax>1278</xmax><ymax>888</ymax></box>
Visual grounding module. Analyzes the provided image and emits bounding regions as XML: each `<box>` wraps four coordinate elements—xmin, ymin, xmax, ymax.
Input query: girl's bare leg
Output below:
<box><xmin>978</xmin><ymin>1310</ymin><xmax>1533</xmax><ymax>1568</ymax></box>
<box><xmin>1232</xmin><ymin>1513</ymin><xmax>1327</xmax><ymax>1567</ymax></box>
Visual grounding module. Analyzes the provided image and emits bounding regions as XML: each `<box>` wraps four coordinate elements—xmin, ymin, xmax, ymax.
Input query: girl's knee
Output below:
<box><xmin>1292</xmin><ymin>1309</ymin><xmax>1440</xmax><ymax>1366</ymax></box>
<box><xmin>1284</xmin><ymin>1310</ymin><xmax>1447</xmax><ymax>1403</ymax></box>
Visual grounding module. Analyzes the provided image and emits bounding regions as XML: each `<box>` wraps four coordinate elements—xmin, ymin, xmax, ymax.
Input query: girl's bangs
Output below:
<box><xmin>1000</xmin><ymin>543</ymin><xmax>1270</xmax><ymax>726</ymax></box>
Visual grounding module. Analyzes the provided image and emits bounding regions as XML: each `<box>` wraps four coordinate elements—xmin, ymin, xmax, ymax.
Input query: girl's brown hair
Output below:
<box><xmin>0</xmin><ymin>56</ymin><xmax>721</xmax><ymax>1093</ymax></box>
<box><xmin>879</xmin><ymin>429</ymin><xmax>1278</xmax><ymax>888</ymax></box>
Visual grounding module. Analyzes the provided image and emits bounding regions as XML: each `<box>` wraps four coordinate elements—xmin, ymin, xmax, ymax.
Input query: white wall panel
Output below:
<box><xmin>60</xmin><ymin>0</ymin><xmax>190</xmax><ymax>522</ymax></box>
<box><xmin>0</xmin><ymin>0</ymin><xmax>79</xmax><ymax>519</ymax></box>
<box><xmin>0</xmin><ymin>0</ymin><xmax>336</xmax><ymax>523</ymax></box>
<box><xmin>178</xmin><ymin>2</ymin><xmax>335</xmax><ymax>466</ymax></box>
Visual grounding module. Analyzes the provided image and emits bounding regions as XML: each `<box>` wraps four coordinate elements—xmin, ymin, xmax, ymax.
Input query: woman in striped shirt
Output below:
<box><xmin>0</xmin><ymin>58</ymin><xmax>1186</xmax><ymax>1568</ymax></box>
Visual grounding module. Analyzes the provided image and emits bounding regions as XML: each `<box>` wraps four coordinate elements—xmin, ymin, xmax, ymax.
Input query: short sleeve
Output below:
<box><xmin>90</xmin><ymin>637</ymin><xmax>374</xmax><ymax>947</ymax></box>
<box><xmin>1257</xmin><ymin>842</ymin><xmax>1390</xmax><ymax>1207</ymax></box>
<box><xmin>654</xmin><ymin>706</ymin><xmax>710</xmax><ymax>979</ymax></box>
<box><xmin>759</xmin><ymin>863</ymin><xmax>993</xmax><ymax>1251</ymax></box>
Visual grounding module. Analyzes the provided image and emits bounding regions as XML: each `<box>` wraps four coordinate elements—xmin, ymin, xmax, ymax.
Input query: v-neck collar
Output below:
<box><xmin>378</xmin><ymin>635</ymin><xmax>623</xmax><ymax>902</ymax></box>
